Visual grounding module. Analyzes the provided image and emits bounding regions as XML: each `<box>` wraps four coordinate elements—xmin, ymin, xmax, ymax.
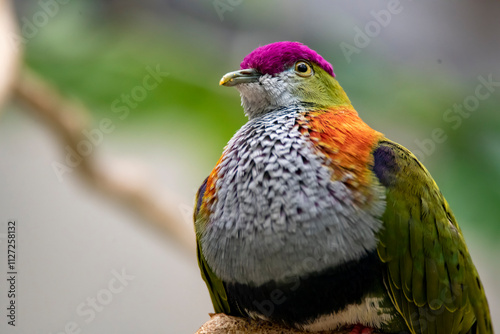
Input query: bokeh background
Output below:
<box><xmin>0</xmin><ymin>1</ymin><xmax>499</xmax><ymax>333</ymax></box>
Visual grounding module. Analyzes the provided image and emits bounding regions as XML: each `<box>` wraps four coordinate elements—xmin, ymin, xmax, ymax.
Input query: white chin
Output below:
<box><xmin>237</xmin><ymin>75</ymin><xmax>298</xmax><ymax>119</ymax></box>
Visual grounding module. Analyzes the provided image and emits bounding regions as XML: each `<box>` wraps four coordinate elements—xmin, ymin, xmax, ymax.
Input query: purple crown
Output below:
<box><xmin>240</xmin><ymin>41</ymin><xmax>335</xmax><ymax>77</ymax></box>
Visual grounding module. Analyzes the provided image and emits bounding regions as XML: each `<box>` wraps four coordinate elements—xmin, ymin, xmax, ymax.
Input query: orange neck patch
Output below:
<box><xmin>200</xmin><ymin>106</ymin><xmax>384</xmax><ymax>220</ymax></box>
<box><xmin>297</xmin><ymin>106</ymin><xmax>384</xmax><ymax>192</ymax></box>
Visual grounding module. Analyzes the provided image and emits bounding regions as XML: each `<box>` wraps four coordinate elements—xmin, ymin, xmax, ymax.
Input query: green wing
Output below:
<box><xmin>373</xmin><ymin>140</ymin><xmax>493</xmax><ymax>334</ymax></box>
<box><xmin>196</xmin><ymin>241</ymin><xmax>231</xmax><ymax>314</ymax></box>
<box><xmin>194</xmin><ymin>178</ymin><xmax>231</xmax><ymax>314</ymax></box>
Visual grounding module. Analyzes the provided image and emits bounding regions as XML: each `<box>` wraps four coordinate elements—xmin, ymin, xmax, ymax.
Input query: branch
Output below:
<box><xmin>195</xmin><ymin>314</ymin><xmax>386</xmax><ymax>334</ymax></box>
<box><xmin>12</xmin><ymin>67</ymin><xmax>196</xmax><ymax>255</ymax></box>
<box><xmin>0</xmin><ymin>0</ymin><xmax>21</xmax><ymax>108</ymax></box>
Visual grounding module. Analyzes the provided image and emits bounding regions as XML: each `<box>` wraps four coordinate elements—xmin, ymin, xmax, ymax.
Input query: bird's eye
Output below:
<box><xmin>294</xmin><ymin>61</ymin><xmax>313</xmax><ymax>77</ymax></box>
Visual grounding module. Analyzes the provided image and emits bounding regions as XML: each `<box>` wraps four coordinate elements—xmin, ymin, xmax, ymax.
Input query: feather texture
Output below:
<box><xmin>373</xmin><ymin>140</ymin><xmax>493</xmax><ymax>334</ymax></box>
<box><xmin>194</xmin><ymin>41</ymin><xmax>493</xmax><ymax>334</ymax></box>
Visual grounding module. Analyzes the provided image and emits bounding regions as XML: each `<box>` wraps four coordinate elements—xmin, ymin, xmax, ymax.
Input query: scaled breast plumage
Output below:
<box><xmin>199</xmin><ymin>105</ymin><xmax>386</xmax><ymax>285</ymax></box>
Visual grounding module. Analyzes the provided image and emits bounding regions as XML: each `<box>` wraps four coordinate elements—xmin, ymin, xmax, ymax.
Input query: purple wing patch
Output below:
<box><xmin>372</xmin><ymin>141</ymin><xmax>399</xmax><ymax>187</ymax></box>
<box><xmin>240</xmin><ymin>41</ymin><xmax>335</xmax><ymax>77</ymax></box>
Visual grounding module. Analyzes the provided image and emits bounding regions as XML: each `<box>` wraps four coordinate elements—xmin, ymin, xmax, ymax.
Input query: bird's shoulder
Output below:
<box><xmin>297</xmin><ymin>106</ymin><xmax>384</xmax><ymax>198</ymax></box>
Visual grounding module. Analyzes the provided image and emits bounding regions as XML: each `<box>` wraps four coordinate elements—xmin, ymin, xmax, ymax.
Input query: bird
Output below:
<box><xmin>193</xmin><ymin>41</ymin><xmax>493</xmax><ymax>334</ymax></box>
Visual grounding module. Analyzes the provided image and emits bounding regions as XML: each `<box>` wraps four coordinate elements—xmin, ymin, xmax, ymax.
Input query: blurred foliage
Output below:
<box><xmin>19</xmin><ymin>2</ymin><xmax>500</xmax><ymax>237</ymax></box>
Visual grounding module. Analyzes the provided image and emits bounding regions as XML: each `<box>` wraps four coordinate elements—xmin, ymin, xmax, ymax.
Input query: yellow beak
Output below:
<box><xmin>219</xmin><ymin>68</ymin><xmax>261</xmax><ymax>86</ymax></box>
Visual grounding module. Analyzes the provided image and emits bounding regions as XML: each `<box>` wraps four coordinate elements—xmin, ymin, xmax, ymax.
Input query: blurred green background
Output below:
<box><xmin>1</xmin><ymin>1</ymin><xmax>499</xmax><ymax>333</ymax></box>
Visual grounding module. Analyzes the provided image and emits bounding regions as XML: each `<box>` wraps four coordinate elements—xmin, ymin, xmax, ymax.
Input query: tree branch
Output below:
<box><xmin>0</xmin><ymin>0</ymin><xmax>21</xmax><ymax>108</ymax></box>
<box><xmin>195</xmin><ymin>314</ymin><xmax>386</xmax><ymax>334</ymax></box>
<box><xmin>12</xmin><ymin>67</ymin><xmax>196</xmax><ymax>255</ymax></box>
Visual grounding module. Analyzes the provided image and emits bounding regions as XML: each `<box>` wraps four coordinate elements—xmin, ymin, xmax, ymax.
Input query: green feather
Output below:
<box><xmin>193</xmin><ymin>184</ymin><xmax>231</xmax><ymax>315</ymax></box>
<box><xmin>375</xmin><ymin>140</ymin><xmax>493</xmax><ymax>334</ymax></box>
<box><xmin>196</xmin><ymin>240</ymin><xmax>230</xmax><ymax>314</ymax></box>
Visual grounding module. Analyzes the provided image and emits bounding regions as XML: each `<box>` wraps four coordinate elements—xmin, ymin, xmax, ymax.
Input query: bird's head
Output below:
<box><xmin>220</xmin><ymin>41</ymin><xmax>351</xmax><ymax>119</ymax></box>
